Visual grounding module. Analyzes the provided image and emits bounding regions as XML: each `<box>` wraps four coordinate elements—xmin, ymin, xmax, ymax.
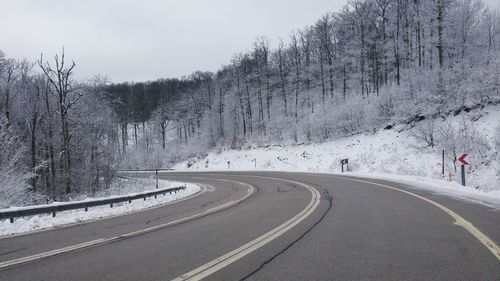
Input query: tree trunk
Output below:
<box><xmin>236</xmin><ymin>75</ymin><xmax>247</xmax><ymax>136</ymax></box>
<box><xmin>30</xmin><ymin>116</ymin><xmax>37</xmax><ymax>191</ymax></box>
<box><xmin>218</xmin><ymin>87</ymin><xmax>224</xmax><ymax>138</ymax></box>
<box><xmin>161</xmin><ymin>121</ymin><xmax>166</xmax><ymax>149</ymax></box>
<box><xmin>437</xmin><ymin>0</ymin><xmax>444</xmax><ymax>68</ymax></box>
<box><xmin>278</xmin><ymin>49</ymin><xmax>288</xmax><ymax>117</ymax></box>
<box><xmin>319</xmin><ymin>50</ymin><xmax>326</xmax><ymax>103</ymax></box>
<box><xmin>121</xmin><ymin>123</ymin><xmax>127</xmax><ymax>154</ymax></box>
<box><xmin>244</xmin><ymin>78</ymin><xmax>253</xmax><ymax>135</ymax></box>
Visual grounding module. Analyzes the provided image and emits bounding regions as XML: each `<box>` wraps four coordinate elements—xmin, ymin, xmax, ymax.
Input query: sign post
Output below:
<box><xmin>461</xmin><ymin>165</ymin><xmax>466</xmax><ymax>186</ymax></box>
<box><xmin>340</xmin><ymin>159</ymin><xmax>349</xmax><ymax>173</ymax></box>
<box><xmin>458</xmin><ymin>153</ymin><xmax>469</xmax><ymax>186</ymax></box>
<box><xmin>442</xmin><ymin>149</ymin><xmax>445</xmax><ymax>176</ymax></box>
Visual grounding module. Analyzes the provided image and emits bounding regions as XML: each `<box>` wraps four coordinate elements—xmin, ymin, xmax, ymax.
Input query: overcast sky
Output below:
<box><xmin>1</xmin><ymin>0</ymin><xmax>498</xmax><ymax>83</ymax></box>
<box><xmin>0</xmin><ymin>0</ymin><xmax>350</xmax><ymax>83</ymax></box>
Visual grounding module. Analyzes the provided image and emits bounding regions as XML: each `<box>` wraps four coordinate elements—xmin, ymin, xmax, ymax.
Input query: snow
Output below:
<box><xmin>345</xmin><ymin>172</ymin><xmax>500</xmax><ymax>209</ymax></box>
<box><xmin>173</xmin><ymin>106</ymin><xmax>500</xmax><ymax>209</ymax></box>
<box><xmin>0</xmin><ymin>179</ymin><xmax>201</xmax><ymax>237</ymax></box>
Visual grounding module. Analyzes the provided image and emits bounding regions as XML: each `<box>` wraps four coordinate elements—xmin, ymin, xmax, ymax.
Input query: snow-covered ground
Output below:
<box><xmin>174</xmin><ymin>105</ymin><xmax>500</xmax><ymax>209</ymax></box>
<box><xmin>0</xmin><ymin>178</ymin><xmax>201</xmax><ymax>237</ymax></box>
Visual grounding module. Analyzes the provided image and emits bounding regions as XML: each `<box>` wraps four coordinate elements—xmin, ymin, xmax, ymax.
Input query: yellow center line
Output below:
<box><xmin>172</xmin><ymin>176</ymin><xmax>321</xmax><ymax>281</ymax></box>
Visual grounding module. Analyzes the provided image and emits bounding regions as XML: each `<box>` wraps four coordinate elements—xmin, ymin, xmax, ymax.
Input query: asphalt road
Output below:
<box><xmin>0</xmin><ymin>171</ymin><xmax>499</xmax><ymax>280</ymax></box>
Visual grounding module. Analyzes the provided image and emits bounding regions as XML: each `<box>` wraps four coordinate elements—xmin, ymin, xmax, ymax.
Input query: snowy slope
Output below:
<box><xmin>174</xmin><ymin>105</ymin><xmax>500</xmax><ymax>208</ymax></box>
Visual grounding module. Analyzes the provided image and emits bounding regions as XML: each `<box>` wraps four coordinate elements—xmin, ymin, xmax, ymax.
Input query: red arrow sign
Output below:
<box><xmin>458</xmin><ymin>153</ymin><xmax>469</xmax><ymax>165</ymax></box>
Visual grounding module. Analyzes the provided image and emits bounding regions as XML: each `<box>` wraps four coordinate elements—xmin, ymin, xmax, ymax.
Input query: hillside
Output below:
<box><xmin>174</xmin><ymin>105</ymin><xmax>500</xmax><ymax>207</ymax></box>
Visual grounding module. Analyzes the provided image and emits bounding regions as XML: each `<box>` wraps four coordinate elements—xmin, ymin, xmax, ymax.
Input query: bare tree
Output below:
<box><xmin>409</xmin><ymin>118</ymin><xmax>436</xmax><ymax>147</ymax></box>
<box><xmin>431</xmin><ymin>0</ymin><xmax>455</xmax><ymax>68</ymax></box>
<box><xmin>456</xmin><ymin>0</ymin><xmax>485</xmax><ymax>59</ymax></box>
<box><xmin>39</xmin><ymin>49</ymin><xmax>81</xmax><ymax>194</ymax></box>
<box><xmin>276</xmin><ymin>40</ymin><xmax>289</xmax><ymax>116</ymax></box>
<box><xmin>24</xmin><ymin>75</ymin><xmax>45</xmax><ymax>191</ymax></box>
<box><xmin>0</xmin><ymin>59</ymin><xmax>33</xmax><ymax>124</ymax></box>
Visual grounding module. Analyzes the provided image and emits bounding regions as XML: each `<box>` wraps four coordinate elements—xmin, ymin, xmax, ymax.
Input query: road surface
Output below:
<box><xmin>0</xmin><ymin>171</ymin><xmax>499</xmax><ymax>280</ymax></box>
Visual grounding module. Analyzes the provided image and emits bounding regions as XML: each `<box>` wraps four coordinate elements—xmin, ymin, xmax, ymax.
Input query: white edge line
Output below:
<box><xmin>0</xmin><ymin>178</ymin><xmax>255</xmax><ymax>269</ymax></box>
<box><xmin>325</xmin><ymin>175</ymin><xmax>500</xmax><ymax>261</ymax></box>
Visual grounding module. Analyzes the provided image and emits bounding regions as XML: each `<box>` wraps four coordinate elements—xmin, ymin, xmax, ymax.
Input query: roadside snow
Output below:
<box><xmin>0</xmin><ymin>179</ymin><xmax>201</xmax><ymax>237</ymax></box>
<box><xmin>174</xmin><ymin>106</ymin><xmax>500</xmax><ymax>209</ymax></box>
<box><xmin>344</xmin><ymin>172</ymin><xmax>500</xmax><ymax>209</ymax></box>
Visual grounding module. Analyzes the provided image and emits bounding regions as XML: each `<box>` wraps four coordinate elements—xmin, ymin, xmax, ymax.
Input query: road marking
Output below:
<box><xmin>172</xmin><ymin>177</ymin><xmax>321</xmax><ymax>281</ymax></box>
<box><xmin>329</xmin><ymin>175</ymin><xmax>500</xmax><ymax>261</ymax></box>
<box><xmin>0</xmin><ymin>238</ymin><xmax>107</xmax><ymax>269</ymax></box>
<box><xmin>0</xmin><ymin>179</ymin><xmax>255</xmax><ymax>270</ymax></box>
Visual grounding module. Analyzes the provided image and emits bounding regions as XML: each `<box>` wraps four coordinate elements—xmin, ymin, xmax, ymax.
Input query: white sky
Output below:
<box><xmin>1</xmin><ymin>0</ymin><xmax>498</xmax><ymax>82</ymax></box>
<box><xmin>0</xmin><ymin>0</ymin><xmax>348</xmax><ymax>82</ymax></box>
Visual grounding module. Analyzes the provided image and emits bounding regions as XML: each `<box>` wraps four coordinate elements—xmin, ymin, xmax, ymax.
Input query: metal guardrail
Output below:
<box><xmin>0</xmin><ymin>185</ymin><xmax>186</xmax><ymax>223</ymax></box>
<box><xmin>118</xmin><ymin>168</ymin><xmax>175</xmax><ymax>172</ymax></box>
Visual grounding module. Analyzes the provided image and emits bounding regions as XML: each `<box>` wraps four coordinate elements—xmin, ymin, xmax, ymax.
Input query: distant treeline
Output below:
<box><xmin>110</xmin><ymin>0</ymin><xmax>500</xmax><ymax>169</ymax></box>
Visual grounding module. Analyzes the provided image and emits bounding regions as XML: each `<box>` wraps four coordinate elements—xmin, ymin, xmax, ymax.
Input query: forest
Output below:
<box><xmin>1</xmin><ymin>0</ymin><xmax>499</xmax><ymax>206</ymax></box>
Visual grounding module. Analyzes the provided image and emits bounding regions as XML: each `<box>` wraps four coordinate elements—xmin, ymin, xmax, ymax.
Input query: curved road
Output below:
<box><xmin>0</xmin><ymin>171</ymin><xmax>499</xmax><ymax>280</ymax></box>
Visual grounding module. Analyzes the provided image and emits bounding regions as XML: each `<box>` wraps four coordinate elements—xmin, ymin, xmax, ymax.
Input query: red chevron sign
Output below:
<box><xmin>458</xmin><ymin>153</ymin><xmax>469</xmax><ymax>165</ymax></box>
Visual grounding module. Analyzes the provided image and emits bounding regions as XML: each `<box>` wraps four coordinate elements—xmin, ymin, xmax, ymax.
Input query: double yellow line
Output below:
<box><xmin>172</xmin><ymin>176</ymin><xmax>321</xmax><ymax>281</ymax></box>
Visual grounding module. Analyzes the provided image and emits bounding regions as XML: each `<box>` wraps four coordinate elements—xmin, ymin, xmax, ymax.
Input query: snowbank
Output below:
<box><xmin>0</xmin><ymin>179</ymin><xmax>201</xmax><ymax>237</ymax></box>
<box><xmin>344</xmin><ymin>172</ymin><xmax>500</xmax><ymax>209</ymax></box>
